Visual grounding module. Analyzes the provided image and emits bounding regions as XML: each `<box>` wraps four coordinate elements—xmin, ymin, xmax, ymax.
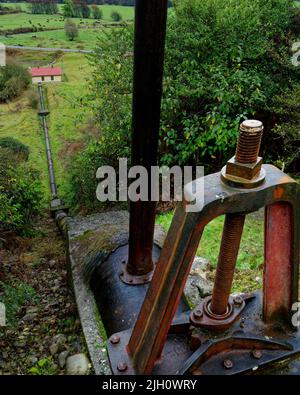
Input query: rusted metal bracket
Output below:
<box><xmin>190</xmin><ymin>295</ymin><xmax>247</xmax><ymax>331</ymax></box>
<box><xmin>107</xmin><ymin>163</ymin><xmax>300</xmax><ymax>375</ymax></box>
<box><xmin>179</xmin><ymin>333</ymin><xmax>294</xmax><ymax>376</ymax></box>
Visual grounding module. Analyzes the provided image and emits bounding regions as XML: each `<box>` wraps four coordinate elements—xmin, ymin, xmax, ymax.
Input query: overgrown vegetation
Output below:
<box><xmin>26</xmin><ymin>88</ymin><xmax>40</xmax><ymax>109</ymax></box>
<box><xmin>271</xmin><ymin>83</ymin><xmax>300</xmax><ymax>173</ymax></box>
<box><xmin>0</xmin><ymin>280</ymin><xmax>38</xmax><ymax>327</ymax></box>
<box><xmin>0</xmin><ymin>141</ymin><xmax>43</xmax><ymax>236</ymax></box>
<box><xmin>65</xmin><ymin>27</ymin><xmax>132</xmax><ymax>211</ymax></box>
<box><xmin>110</xmin><ymin>10</ymin><xmax>122</xmax><ymax>22</ymax></box>
<box><xmin>161</xmin><ymin>0</ymin><xmax>299</xmax><ymax>168</ymax></box>
<box><xmin>0</xmin><ymin>63</ymin><xmax>30</xmax><ymax>102</ymax></box>
<box><xmin>62</xmin><ymin>0</ymin><xmax>110</xmax><ymax>19</ymax></box>
<box><xmin>67</xmin><ymin>0</ymin><xmax>300</xmax><ymax>211</ymax></box>
<box><xmin>0</xmin><ymin>136</ymin><xmax>30</xmax><ymax>161</ymax></box>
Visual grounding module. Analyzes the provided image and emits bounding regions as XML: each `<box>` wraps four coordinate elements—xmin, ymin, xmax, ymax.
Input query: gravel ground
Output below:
<box><xmin>0</xmin><ymin>217</ymin><xmax>90</xmax><ymax>375</ymax></box>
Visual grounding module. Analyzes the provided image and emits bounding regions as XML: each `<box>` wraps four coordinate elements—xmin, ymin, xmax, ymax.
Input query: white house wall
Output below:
<box><xmin>32</xmin><ymin>76</ymin><xmax>62</xmax><ymax>84</ymax></box>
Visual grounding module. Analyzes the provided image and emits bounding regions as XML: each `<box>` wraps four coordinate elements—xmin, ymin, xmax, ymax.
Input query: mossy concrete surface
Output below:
<box><xmin>66</xmin><ymin>210</ymin><xmax>167</xmax><ymax>375</ymax></box>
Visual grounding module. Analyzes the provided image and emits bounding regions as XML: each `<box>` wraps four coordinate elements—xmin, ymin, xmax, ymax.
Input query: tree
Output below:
<box><xmin>81</xmin><ymin>3</ymin><xmax>91</xmax><ymax>18</ymax></box>
<box><xmin>29</xmin><ymin>1</ymin><xmax>58</xmax><ymax>15</ymax></box>
<box><xmin>110</xmin><ymin>10</ymin><xmax>122</xmax><ymax>22</ymax></box>
<box><xmin>92</xmin><ymin>4</ymin><xmax>102</xmax><ymax>20</ymax></box>
<box><xmin>64</xmin><ymin>19</ymin><xmax>78</xmax><ymax>41</ymax></box>
<box><xmin>73</xmin><ymin>3</ymin><xmax>82</xmax><ymax>18</ymax></box>
<box><xmin>63</xmin><ymin>0</ymin><xmax>75</xmax><ymax>17</ymax></box>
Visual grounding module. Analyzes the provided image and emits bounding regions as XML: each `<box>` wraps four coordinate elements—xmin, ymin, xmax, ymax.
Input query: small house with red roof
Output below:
<box><xmin>31</xmin><ymin>66</ymin><xmax>62</xmax><ymax>84</ymax></box>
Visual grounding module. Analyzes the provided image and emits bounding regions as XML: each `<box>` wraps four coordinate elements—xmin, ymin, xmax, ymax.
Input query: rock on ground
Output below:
<box><xmin>66</xmin><ymin>354</ymin><xmax>90</xmax><ymax>375</ymax></box>
<box><xmin>184</xmin><ymin>256</ymin><xmax>213</xmax><ymax>307</ymax></box>
<box><xmin>58</xmin><ymin>351</ymin><xmax>69</xmax><ymax>369</ymax></box>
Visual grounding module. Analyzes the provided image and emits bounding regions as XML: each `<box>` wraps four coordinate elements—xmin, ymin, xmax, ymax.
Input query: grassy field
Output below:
<box><xmin>0</xmin><ymin>3</ymin><xmax>135</xmax><ymax>21</ymax></box>
<box><xmin>157</xmin><ymin>211</ymin><xmax>264</xmax><ymax>293</ymax></box>
<box><xmin>0</xmin><ymin>4</ymin><xmax>133</xmax><ymax>49</ymax></box>
<box><xmin>0</xmin><ymin>50</ymin><xmax>91</xmax><ymax>202</ymax></box>
<box><xmin>0</xmin><ymin>12</ymin><xmax>95</xmax><ymax>30</ymax></box>
<box><xmin>1</xmin><ymin>27</ymin><xmax>106</xmax><ymax>49</ymax></box>
<box><xmin>157</xmin><ymin>212</ymin><xmax>264</xmax><ymax>271</ymax></box>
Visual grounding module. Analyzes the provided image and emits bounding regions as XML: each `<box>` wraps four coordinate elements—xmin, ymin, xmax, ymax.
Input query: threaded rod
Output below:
<box><xmin>211</xmin><ymin>119</ymin><xmax>264</xmax><ymax>316</ymax></box>
<box><xmin>210</xmin><ymin>213</ymin><xmax>246</xmax><ymax>315</ymax></box>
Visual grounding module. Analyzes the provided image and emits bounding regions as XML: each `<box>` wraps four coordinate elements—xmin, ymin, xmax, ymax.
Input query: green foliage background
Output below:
<box><xmin>0</xmin><ymin>141</ymin><xmax>43</xmax><ymax>235</ymax></box>
<box><xmin>0</xmin><ymin>64</ymin><xmax>31</xmax><ymax>102</ymax></box>
<box><xmin>66</xmin><ymin>0</ymin><xmax>300</xmax><ymax>211</ymax></box>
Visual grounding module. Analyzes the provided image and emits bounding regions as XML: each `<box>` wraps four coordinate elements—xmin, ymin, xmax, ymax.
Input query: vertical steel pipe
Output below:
<box><xmin>127</xmin><ymin>0</ymin><xmax>169</xmax><ymax>278</ymax></box>
<box><xmin>38</xmin><ymin>83</ymin><xmax>57</xmax><ymax>199</ymax></box>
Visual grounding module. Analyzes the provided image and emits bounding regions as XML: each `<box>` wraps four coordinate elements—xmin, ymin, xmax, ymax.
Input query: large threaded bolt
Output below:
<box><xmin>210</xmin><ymin>120</ymin><xmax>264</xmax><ymax>317</ymax></box>
<box><xmin>235</xmin><ymin>120</ymin><xmax>263</xmax><ymax>164</ymax></box>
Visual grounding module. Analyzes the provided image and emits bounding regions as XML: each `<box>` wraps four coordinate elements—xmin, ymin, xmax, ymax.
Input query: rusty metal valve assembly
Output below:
<box><xmin>88</xmin><ymin>0</ymin><xmax>300</xmax><ymax>377</ymax></box>
<box><xmin>106</xmin><ymin>119</ymin><xmax>300</xmax><ymax>376</ymax></box>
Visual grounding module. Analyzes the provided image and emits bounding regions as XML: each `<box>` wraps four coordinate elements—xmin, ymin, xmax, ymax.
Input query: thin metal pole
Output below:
<box><xmin>126</xmin><ymin>0</ymin><xmax>169</xmax><ymax>279</ymax></box>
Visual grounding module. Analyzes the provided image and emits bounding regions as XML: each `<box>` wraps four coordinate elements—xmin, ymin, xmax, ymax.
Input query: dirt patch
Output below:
<box><xmin>58</xmin><ymin>140</ymin><xmax>85</xmax><ymax>161</ymax></box>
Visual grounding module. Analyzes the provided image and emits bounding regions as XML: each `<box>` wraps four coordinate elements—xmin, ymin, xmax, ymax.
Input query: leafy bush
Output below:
<box><xmin>63</xmin><ymin>0</ymin><xmax>74</xmax><ymax>18</ymax></box>
<box><xmin>81</xmin><ymin>3</ymin><xmax>91</xmax><ymax>19</ymax></box>
<box><xmin>271</xmin><ymin>83</ymin><xmax>300</xmax><ymax>173</ymax></box>
<box><xmin>0</xmin><ymin>64</ymin><xmax>31</xmax><ymax>102</ymax></box>
<box><xmin>111</xmin><ymin>10</ymin><xmax>122</xmax><ymax>22</ymax></box>
<box><xmin>160</xmin><ymin>0</ymin><xmax>300</xmax><ymax>168</ymax></box>
<box><xmin>0</xmin><ymin>146</ymin><xmax>43</xmax><ymax>235</ymax></box>
<box><xmin>63</xmin><ymin>0</ymin><xmax>91</xmax><ymax>19</ymax></box>
<box><xmin>92</xmin><ymin>4</ymin><xmax>102</xmax><ymax>20</ymax></box>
